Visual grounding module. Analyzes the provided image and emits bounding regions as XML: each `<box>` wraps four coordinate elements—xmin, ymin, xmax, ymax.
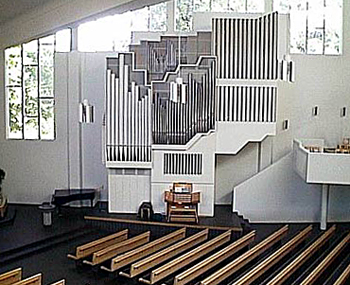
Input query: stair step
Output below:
<box><xmin>0</xmin><ymin>227</ymin><xmax>94</xmax><ymax>264</ymax></box>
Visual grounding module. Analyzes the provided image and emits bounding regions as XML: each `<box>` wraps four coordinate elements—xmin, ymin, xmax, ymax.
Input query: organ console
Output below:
<box><xmin>165</xmin><ymin>183</ymin><xmax>200</xmax><ymax>223</ymax></box>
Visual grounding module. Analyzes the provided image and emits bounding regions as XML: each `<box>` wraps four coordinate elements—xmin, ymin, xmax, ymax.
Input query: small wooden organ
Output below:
<box><xmin>165</xmin><ymin>183</ymin><xmax>200</xmax><ymax>223</ymax></box>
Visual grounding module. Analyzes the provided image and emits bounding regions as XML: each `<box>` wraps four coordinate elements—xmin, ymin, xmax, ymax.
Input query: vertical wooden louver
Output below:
<box><xmin>164</xmin><ymin>153</ymin><xmax>203</xmax><ymax>175</ymax></box>
<box><xmin>213</xmin><ymin>12</ymin><xmax>279</xmax><ymax>80</ymax></box>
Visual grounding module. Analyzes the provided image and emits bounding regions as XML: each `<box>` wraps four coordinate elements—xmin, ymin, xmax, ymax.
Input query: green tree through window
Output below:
<box><xmin>5</xmin><ymin>29</ymin><xmax>71</xmax><ymax>140</ymax></box>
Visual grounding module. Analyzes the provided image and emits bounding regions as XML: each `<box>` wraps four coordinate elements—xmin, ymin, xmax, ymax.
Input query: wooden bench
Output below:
<box><xmin>300</xmin><ymin>231</ymin><xmax>350</xmax><ymax>285</ymax></box>
<box><xmin>138</xmin><ymin>230</ymin><xmax>232</xmax><ymax>284</ymax></box>
<box><xmin>333</xmin><ymin>262</ymin><xmax>350</xmax><ymax>285</ymax></box>
<box><xmin>267</xmin><ymin>225</ymin><xmax>336</xmax><ymax>285</ymax></box>
<box><xmin>101</xmin><ymin>228</ymin><xmax>186</xmax><ymax>272</ymax></box>
<box><xmin>0</xmin><ymin>268</ymin><xmax>22</xmax><ymax>285</ymax></box>
<box><xmin>49</xmin><ymin>280</ymin><xmax>65</xmax><ymax>285</ymax></box>
<box><xmin>12</xmin><ymin>273</ymin><xmax>42</xmax><ymax>285</ymax></box>
<box><xmin>231</xmin><ymin>225</ymin><xmax>313</xmax><ymax>285</ymax></box>
<box><xmin>174</xmin><ymin>231</ymin><xmax>256</xmax><ymax>285</ymax></box>
<box><xmin>200</xmin><ymin>225</ymin><xmax>289</xmax><ymax>285</ymax></box>
<box><xmin>83</xmin><ymin>231</ymin><xmax>150</xmax><ymax>266</ymax></box>
<box><xmin>67</xmin><ymin>229</ymin><xmax>128</xmax><ymax>260</ymax></box>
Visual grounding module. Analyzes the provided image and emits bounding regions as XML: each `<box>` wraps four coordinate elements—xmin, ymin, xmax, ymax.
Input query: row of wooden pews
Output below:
<box><xmin>0</xmin><ymin>268</ymin><xmax>64</xmax><ymax>285</ymax></box>
<box><xmin>67</xmin><ymin>225</ymin><xmax>350</xmax><ymax>285</ymax></box>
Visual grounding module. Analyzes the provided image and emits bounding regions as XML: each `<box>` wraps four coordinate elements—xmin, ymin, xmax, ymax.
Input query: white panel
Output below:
<box><xmin>216</xmin><ymin>122</ymin><xmax>276</xmax><ymax>154</ymax></box>
<box><xmin>233</xmin><ymin>153</ymin><xmax>322</xmax><ymax>223</ymax></box>
<box><xmin>108</xmin><ymin>171</ymin><xmax>151</xmax><ymax>213</ymax></box>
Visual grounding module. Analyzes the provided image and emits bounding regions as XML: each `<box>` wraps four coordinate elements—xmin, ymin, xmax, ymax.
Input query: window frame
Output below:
<box><xmin>4</xmin><ymin>29</ymin><xmax>71</xmax><ymax>141</ymax></box>
<box><xmin>274</xmin><ymin>0</ymin><xmax>343</xmax><ymax>55</ymax></box>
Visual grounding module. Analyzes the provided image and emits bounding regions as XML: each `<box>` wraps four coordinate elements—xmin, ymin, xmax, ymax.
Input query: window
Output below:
<box><xmin>274</xmin><ymin>0</ymin><xmax>342</xmax><ymax>55</ymax></box>
<box><xmin>176</xmin><ymin>0</ymin><xmax>264</xmax><ymax>31</ymax></box>
<box><xmin>5</xmin><ymin>29</ymin><xmax>71</xmax><ymax>140</ymax></box>
<box><xmin>78</xmin><ymin>2</ymin><xmax>167</xmax><ymax>52</ymax></box>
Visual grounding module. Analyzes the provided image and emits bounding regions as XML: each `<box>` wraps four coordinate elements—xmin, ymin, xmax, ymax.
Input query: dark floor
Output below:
<box><xmin>0</xmin><ymin>204</ymin><xmax>349</xmax><ymax>285</ymax></box>
<box><xmin>90</xmin><ymin>203</ymin><xmax>243</xmax><ymax>230</ymax></box>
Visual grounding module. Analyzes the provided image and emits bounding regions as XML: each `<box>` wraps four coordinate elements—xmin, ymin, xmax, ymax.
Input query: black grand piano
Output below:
<box><xmin>52</xmin><ymin>188</ymin><xmax>96</xmax><ymax>213</ymax></box>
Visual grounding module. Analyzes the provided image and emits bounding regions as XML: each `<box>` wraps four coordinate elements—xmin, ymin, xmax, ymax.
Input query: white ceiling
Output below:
<box><xmin>0</xmin><ymin>0</ymin><xmax>56</xmax><ymax>25</ymax></box>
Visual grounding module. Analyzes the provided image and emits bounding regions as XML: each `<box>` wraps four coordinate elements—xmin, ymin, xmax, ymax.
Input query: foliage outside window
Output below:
<box><xmin>274</xmin><ymin>0</ymin><xmax>342</xmax><ymax>55</ymax></box>
<box><xmin>5</xmin><ymin>29</ymin><xmax>71</xmax><ymax>140</ymax></box>
<box><xmin>176</xmin><ymin>0</ymin><xmax>264</xmax><ymax>31</ymax></box>
<box><xmin>78</xmin><ymin>2</ymin><xmax>167</xmax><ymax>52</ymax></box>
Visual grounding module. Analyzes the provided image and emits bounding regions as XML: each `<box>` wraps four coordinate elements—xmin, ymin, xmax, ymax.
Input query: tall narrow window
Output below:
<box><xmin>274</xmin><ymin>0</ymin><xmax>342</xmax><ymax>55</ymax></box>
<box><xmin>77</xmin><ymin>2</ymin><xmax>167</xmax><ymax>52</ymax></box>
<box><xmin>5</xmin><ymin>29</ymin><xmax>71</xmax><ymax>140</ymax></box>
<box><xmin>176</xmin><ymin>0</ymin><xmax>264</xmax><ymax>31</ymax></box>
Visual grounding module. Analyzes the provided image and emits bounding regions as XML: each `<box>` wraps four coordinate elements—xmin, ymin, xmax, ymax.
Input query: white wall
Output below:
<box><xmin>215</xmin><ymin>143</ymin><xmax>258</xmax><ymax>204</ymax></box>
<box><xmin>233</xmin><ymin>153</ymin><xmax>322</xmax><ymax>223</ymax></box>
<box><xmin>0</xmin><ymin>53</ymin><xmax>70</xmax><ymax>203</ymax></box>
<box><xmin>219</xmin><ymin>2</ymin><xmax>350</xmax><ymax>214</ymax></box>
<box><xmin>0</xmin><ymin>0</ymin><xmax>158</xmax><ymax>204</ymax></box>
<box><xmin>0</xmin><ymin>0</ymin><xmax>162</xmax><ymax>49</ymax></box>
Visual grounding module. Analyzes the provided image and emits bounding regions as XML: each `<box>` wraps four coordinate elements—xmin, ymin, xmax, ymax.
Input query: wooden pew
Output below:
<box><xmin>0</xmin><ymin>268</ymin><xmax>22</xmax><ymax>285</ymax></box>
<box><xmin>300</xmin><ymin>231</ymin><xmax>350</xmax><ymax>285</ymax></box>
<box><xmin>83</xmin><ymin>231</ymin><xmax>150</xmax><ymax>266</ymax></box>
<box><xmin>67</xmin><ymin>229</ymin><xmax>128</xmax><ymax>260</ymax></box>
<box><xmin>200</xmin><ymin>225</ymin><xmax>289</xmax><ymax>285</ymax></box>
<box><xmin>49</xmin><ymin>280</ymin><xmax>65</xmax><ymax>285</ymax></box>
<box><xmin>138</xmin><ymin>230</ymin><xmax>232</xmax><ymax>284</ymax></box>
<box><xmin>12</xmin><ymin>273</ymin><xmax>42</xmax><ymax>285</ymax></box>
<box><xmin>174</xmin><ymin>231</ymin><xmax>256</xmax><ymax>285</ymax></box>
<box><xmin>101</xmin><ymin>228</ymin><xmax>186</xmax><ymax>272</ymax></box>
<box><xmin>267</xmin><ymin>225</ymin><xmax>336</xmax><ymax>285</ymax></box>
<box><xmin>333</xmin><ymin>262</ymin><xmax>350</xmax><ymax>285</ymax></box>
<box><xmin>231</xmin><ymin>225</ymin><xmax>313</xmax><ymax>285</ymax></box>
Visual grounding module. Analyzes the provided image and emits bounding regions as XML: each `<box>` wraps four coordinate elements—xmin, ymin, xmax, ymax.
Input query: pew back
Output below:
<box><xmin>12</xmin><ymin>273</ymin><xmax>42</xmax><ymax>285</ymax></box>
<box><xmin>333</xmin><ymin>262</ymin><xmax>350</xmax><ymax>285</ymax></box>
<box><xmin>200</xmin><ymin>225</ymin><xmax>289</xmax><ymax>285</ymax></box>
<box><xmin>146</xmin><ymin>230</ymin><xmax>232</xmax><ymax>284</ymax></box>
<box><xmin>267</xmin><ymin>225</ymin><xmax>336</xmax><ymax>285</ymax></box>
<box><xmin>232</xmin><ymin>225</ymin><xmax>313</xmax><ymax>285</ymax></box>
<box><xmin>132</xmin><ymin>229</ymin><xmax>208</xmax><ymax>282</ymax></box>
<box><xmin>174</xmin><ymin>231</ymin><xmax>256</xmax><ymax>285</ymax></box>
<box><xmin>101</xmin><ymin>228</ymin><xmax>186</xmax><ymax>272</ymax></box>
<box><xmin>300</xmin><ymin>231</ymin><xmax>350</xmax><ymax>285</ymax></box>
<box><xmin>49</xmin><ymin>280</ymin><xmax>65</xmax><ymax>285</ymax></box>
<box><xmin>0</xmin><ymin>268</ymin><xmax>22</xmax><ymax>285</ymax></box>
<box><xmin>84</xmin><ymin>231</ymin><xmax>150</xmax><ymax>265</ymax></box>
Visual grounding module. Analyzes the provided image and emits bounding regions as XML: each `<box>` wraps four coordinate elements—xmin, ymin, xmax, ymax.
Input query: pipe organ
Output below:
<box><xmin>106</xmin><ymin>54</ymin><xmax>152</xmax><ymax>163</ymax></box>
<box><xmin>213</xmin><ymin>13</ymin><xmax>279</xmax><ymax>80</ymax></box>
<box><xmin>105</xmin><ymin>11</ymin><xmax>293</xmax><ymax>215</ymax></box>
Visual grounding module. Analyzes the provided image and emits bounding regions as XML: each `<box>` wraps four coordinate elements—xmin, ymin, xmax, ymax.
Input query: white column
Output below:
<box><xmin>321</xmin><ymin>184</ymin><xmax>330</xmax><ymax>230</ymax></box>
